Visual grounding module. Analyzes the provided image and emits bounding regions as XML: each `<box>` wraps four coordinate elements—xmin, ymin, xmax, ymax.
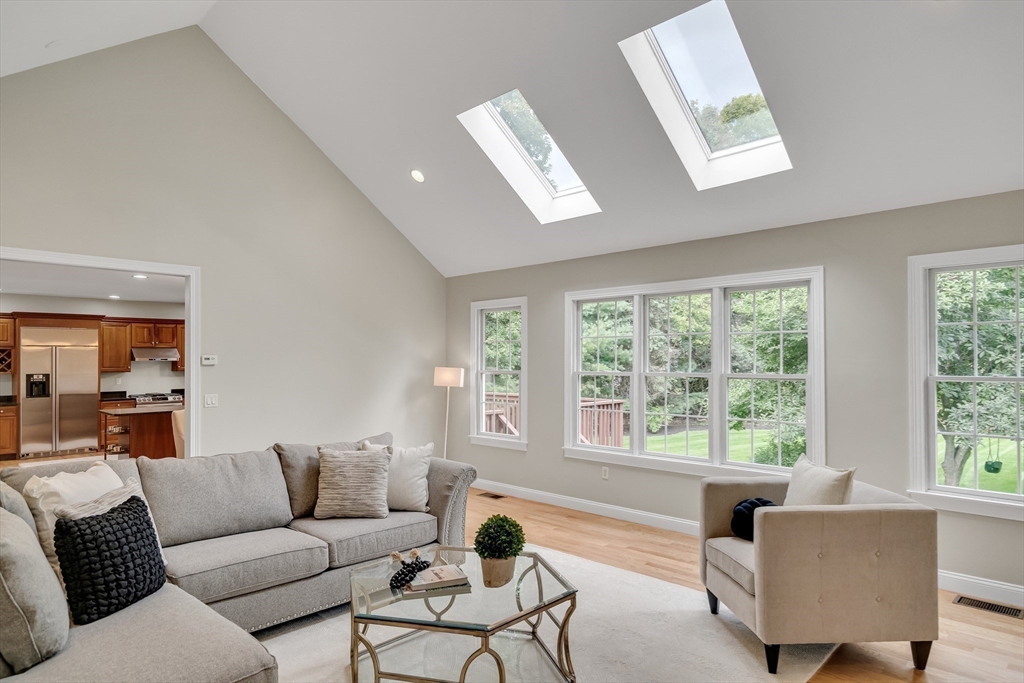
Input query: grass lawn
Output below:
<box><xmin>937</xmin><ymin>437</ymin><xmax>1022</xmax><ymax>494</ymax></box>
<box><xmin>634</xmin><ymin>428</ymin><xmax>775</xmax><ymax>461</ymax></box>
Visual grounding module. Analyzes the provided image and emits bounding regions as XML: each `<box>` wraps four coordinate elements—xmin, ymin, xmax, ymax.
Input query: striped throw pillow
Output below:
<box><xmin>314</xmin><ymin>448</ymin><xmax>390</xmax><ymax>519</ymax></box>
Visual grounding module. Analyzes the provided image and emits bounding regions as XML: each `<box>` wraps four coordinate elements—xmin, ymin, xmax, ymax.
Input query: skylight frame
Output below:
<box><xmin>458</xmin><ymin>91</ymin><xmax>601</xmax><ymax>225</ymax></box>
<box><xmin>620</xmin><ymin>2</ymin><xmax>792</xmax><ymax>191</ymax></box>
<box><xmin>644</xmin><ymin>30</ymin><xmax>783</xmax><ymax>163</ymax></box>
<box><xmin>483</xmin><ymin>101</ymin><xmax>588</xmax><ymax>200</ymax></box>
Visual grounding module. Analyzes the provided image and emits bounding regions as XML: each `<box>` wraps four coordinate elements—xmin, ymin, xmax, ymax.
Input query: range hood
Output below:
<box><xmin>131</xmin><ymin>347</ymin><xmax>181</xmax><ymax>362</ymax></box>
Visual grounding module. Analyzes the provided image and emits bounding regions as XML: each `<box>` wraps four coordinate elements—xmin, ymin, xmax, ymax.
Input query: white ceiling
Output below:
<box><xmin>3</xmin><ymin>1</ymin><xmax>1023</xmax><ymax>277</ymax></box>
<box><xmin>0</xmin><ymin>260</ymin><xmax>185</xmax><ymax>303</ymax></box>
<box><xmin>0</xmin><ymin>0</ymin><xmax>215</xmax><ymax>77</ymax></box>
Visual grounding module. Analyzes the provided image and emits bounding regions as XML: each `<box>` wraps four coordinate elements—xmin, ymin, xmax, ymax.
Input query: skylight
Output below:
<box><xmin>620</xmin><ymin>0</ymin><xmax>792</xmax><ymax>190</ymax></box>
<box><xmin>650</xmin><ymin>0</ymin><xmax>780</xmax><ymax>155</ymax></box>
<box><xmin>459</xmin><ymin>89</ymin><xmax>600</xmax><ymax>224</ymax></box>
<box><xmin>489</xmin><ymin>90</ymin><xmax>584</xmax><ymax>194</ymax></box>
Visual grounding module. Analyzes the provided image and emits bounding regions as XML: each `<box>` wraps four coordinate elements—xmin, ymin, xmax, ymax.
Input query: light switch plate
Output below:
<box><xmin>204</xmin><ymin>394</ymin><xmax>219</xmax><ymax>407</ymax></box>
<box><xmin>201</xmin><ymin>355</ymin><xmax>218</xmax><ymax>366</ymax></box>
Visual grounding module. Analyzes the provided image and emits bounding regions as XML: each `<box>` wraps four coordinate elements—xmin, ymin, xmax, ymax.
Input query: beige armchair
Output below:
<box><xmin>700</xmin><ymin>476</ymin><xmax>939</xmax><ymax>675</ymax></box>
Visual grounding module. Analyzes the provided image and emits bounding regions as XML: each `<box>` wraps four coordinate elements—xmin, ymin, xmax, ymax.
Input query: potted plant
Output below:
<box><xmin>474</xmin><ymin>514</ymin><xmax>525</xmax><ymax>588</ymax></box>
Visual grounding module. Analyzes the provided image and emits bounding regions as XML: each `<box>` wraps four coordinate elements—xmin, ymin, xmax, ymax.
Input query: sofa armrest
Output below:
<box><xmin>426</xmin><ymin>458</ymin><xmax>477</xmax><ymax>546</ymax></box>
<box><xmin>753</xmin><ymin>503</ymin><xmax>938</xmax><ymax>645</ymax></box>
<box><xmin>699</xmin><ymin>476</ymin><xmax>789</xmax><ymax>584</ymax></box>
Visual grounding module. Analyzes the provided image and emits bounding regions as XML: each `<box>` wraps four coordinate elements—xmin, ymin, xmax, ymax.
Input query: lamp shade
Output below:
<box><xmin>433</xmin><ymin>367</ymin><xmax>465</xmax><ymax>388</ymax></box>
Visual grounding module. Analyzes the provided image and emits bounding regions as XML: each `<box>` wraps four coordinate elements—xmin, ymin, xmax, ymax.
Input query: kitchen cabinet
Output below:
<box><xmin>99</xmin><ymin>400</ymin><xmax>134</xmax><ymax>456</ymax></box>
<box><xmin>0</xmin><ymin>317</ymin><xmax>13</xmax><ymax>348</ymax></box>
<box><xmin>0</xmin><ymin>406</ymin><xmax>17</xmax><ymax>456</ymax></box>
<box><xmin>131</xmin><ymin>322</ymin><xmax>177</xmax><ymax>348</ymax></box>
<box><xmin>173</xmin><ymin>323</ymin><xmax>185</xmax><ymax>372</ymax></box>
<box><xmin>99</xmin><ymin>322</ymin><xmax>132</xmax><ymax>372</ymax></box>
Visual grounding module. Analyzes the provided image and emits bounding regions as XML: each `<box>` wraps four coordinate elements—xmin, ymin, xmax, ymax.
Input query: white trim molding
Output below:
<box><xmin>0</xmin><ymin>247</ymin><xmax>202</xmax><ymax>458</ymax></box>
<box><xmin>469</xmin><ymin>296</ymin><xmax>528</xmax><ymax>452</ymax></box>
<box><xmin>563</xmin><ymin>266</ymin><xmax>825</xmax><ymax>478</ymax></box>
<box><xmin>938</xmin><ymin>570</ymin><xmax>1024</xmax><ymax>608</ymax></box>
<box><xmin>907</xmin><ymin>244</ymin><xmax>1024</xmax><ymax>520</ymax></box>
<box><xmin>473</xmin><ymin>478</ymin><xmax>699</xmax><ymax>536</ymax></box>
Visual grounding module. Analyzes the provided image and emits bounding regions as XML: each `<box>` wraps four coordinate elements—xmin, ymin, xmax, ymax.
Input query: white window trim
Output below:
<box><xmin>470</xmin><ymin>297</ymin><xmax>528</xmax><ymax>451</ymax></box>
<box><xmin>457</xmin><ymin>102</ymin><xmax>600</xmax><ymax>225</ymax></box>
<box><xmin>618</xmin><ymin>29</ymin><xmax>792</xmax><ymax>191</ymax></box>
<box><xmin>907</xmin><ymin>245</ymin><xmax>1024</xmax><ymax>522</ymax></box>
<box><xmin>563</xmin><ymin>266</ymin><xmax>824</xmax><ymax>477</ymax></box>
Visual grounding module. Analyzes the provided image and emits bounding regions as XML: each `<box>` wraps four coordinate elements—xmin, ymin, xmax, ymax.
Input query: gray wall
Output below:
<box><xmin>446</xmin><ymin>190</ymin><xmax>1024</xmax><ymax>585</ymax></box>
<box><xmin>0</xmin><ymin>27</ymin><xmax>447</xmax><ymax>454</ymax></box>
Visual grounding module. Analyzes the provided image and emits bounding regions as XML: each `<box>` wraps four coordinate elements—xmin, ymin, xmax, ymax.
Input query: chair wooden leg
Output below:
<box><xmin>764</xmin><ymin>644</ymin><xmax>780</xmax><ymax>675</ymax></box>
<box><xmin>910</xmin><ymin>641</ymin><xmax>932</xmax><ymax>670</ymax></box>
<box><xmin>706</xmin><ymin>590</ymin><xmax>719</xmax><ymax>615</ymax></box>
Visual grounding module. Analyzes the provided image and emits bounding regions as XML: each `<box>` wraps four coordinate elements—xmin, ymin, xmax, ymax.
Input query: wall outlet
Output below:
<box><xmin>201</xmin><ymin>355</ymin><xmax>218</xmax><ymax>366</ymax></box>
<box><xmin>115</xmin><ymin>378</ymin><xmax>121</xmax><ymax>385</ymax></box>
<box><xmin>601</xmin><ymin>466</ymin><xmax>609</xmax><ymax>480</ymax></box>
<box><xmin>204</xmin><ymin>394</ymin><xmax>219</xmax><ymax>407</ymax></box>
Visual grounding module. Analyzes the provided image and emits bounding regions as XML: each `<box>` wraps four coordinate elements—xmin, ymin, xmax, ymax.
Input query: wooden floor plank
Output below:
<box><xmin>466</xmin><ymin>488</ymin><xmax>1024</xmax><ymax>682</ymax></box>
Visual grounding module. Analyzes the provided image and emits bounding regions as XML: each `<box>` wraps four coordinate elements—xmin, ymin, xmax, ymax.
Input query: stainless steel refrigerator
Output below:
<box><xmin>20</xmin><ymin>327</ymin><xmax>99</xmax><ymax>458</ymax></box>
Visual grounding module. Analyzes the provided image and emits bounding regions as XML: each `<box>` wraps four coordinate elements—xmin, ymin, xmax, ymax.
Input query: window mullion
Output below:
<box><xmin>633</xmin><ymin>293</ymin><xmax>643</xmax><ymax>455</ymax></box>
<box><xmin>710</xmin><ymin>286</ymin><xmax>726</xmax><ymax>466</ymax></box>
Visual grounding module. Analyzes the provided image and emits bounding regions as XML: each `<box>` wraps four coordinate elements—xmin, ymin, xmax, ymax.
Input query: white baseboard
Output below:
<box><xmin>473</xmin><ymin>478</ymin><xmax>1024</xmax><ymax>608</ymax></box>
<box><xmin>938</xmin><ymin>570</ymin><xmax>1024</xmax><ymax>608</ymax></box>
<box><xmin>473</xmin><ymin>478</ymin><xmax>700</xmax><ymax>536</ymax></box>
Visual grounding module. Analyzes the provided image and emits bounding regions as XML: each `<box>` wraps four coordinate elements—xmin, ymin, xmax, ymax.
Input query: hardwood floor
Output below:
<box><xmin>466</xmin><ymin>488</ymin><xmax>1024</xmax><ymax>682</ymax></box>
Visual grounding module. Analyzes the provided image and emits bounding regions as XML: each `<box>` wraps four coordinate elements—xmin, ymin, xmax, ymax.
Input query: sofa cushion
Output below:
<box><xmin>0</xmin><ymin>508</ymin><xmax>69</xmax><ymax>674</ymax></box>
<box><xmin>784</xmin><ymin>455</ymin><xmax>856</xmax><ymax>506</ymax></box>
<box><xmin>137</xmin><ymin>450</ymin><xmax>293</xmax><ymax>547</ymax></box>
<box><xmin>0</xmin><ymin>480</ymin><xmax>35</xmax><ymax>533</ymax></box>
<box><xmin>274</xmin><ymin>432</ymin><xmax>393</xmax><ymax>519</ymax></box>
<box><xmin>4</xmin><ymin>584</ymin><xmax>277</xmax><ymax>683</ymax></box>
<box><xmin>705</xmin><ymin>536</ymin><xmax>756</xmax><ymax>596</ymax></box>
<box><xmin>163</xmin><ymin>528</ymin><xmax>328</xmax><ymax>603</ymax></box>
<box><xmin>289</xmin><ymin>512</ymin><xmax>437</xmax><ymax>568</ymax></box>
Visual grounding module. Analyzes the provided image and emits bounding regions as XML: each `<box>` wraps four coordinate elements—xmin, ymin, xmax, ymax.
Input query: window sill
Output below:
<box><xmin>469</xmin><ymin>435</ymin><xmax>528</xmax><ymax>452</ymax></box>
<box><xmin>907</xmin><ymin>489</ymin><xmax>1023</xmax><ymax>522</ymax></box>
<box><xmin>563</xmin><ymin>446</ymin><xmax>791</xmax><ymax>479</ymax></box>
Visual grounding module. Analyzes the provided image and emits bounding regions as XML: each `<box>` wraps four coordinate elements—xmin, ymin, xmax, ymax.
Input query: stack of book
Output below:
<box><xmin>402</xmin><ymin>564</ymin><xmax>471</xmax><ymax>598</ymax></box>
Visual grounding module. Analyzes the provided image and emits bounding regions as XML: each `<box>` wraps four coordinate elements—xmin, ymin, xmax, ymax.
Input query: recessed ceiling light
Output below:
<box><xmin>410</xmin><ymin>170</ymin><xmax>425</xmax><ymax>183</ymax></box>
<box><xmin>133</xmin><ymin>274</ymin><xmax>148</xmax><ymax>279</ymax></box>
<box><xmin>108</xmin><ymin>295</ymin><xmax>120</xmax><ymax>299</ymax></box>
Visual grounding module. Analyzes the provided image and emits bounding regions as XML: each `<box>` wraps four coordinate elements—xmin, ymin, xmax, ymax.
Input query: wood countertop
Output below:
<box><xmin>99</xmin><ymin>405</ymin><xmax>184</xmax><ymax>416</ymax></box>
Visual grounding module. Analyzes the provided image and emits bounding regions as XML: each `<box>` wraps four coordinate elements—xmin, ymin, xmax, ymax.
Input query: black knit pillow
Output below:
<box><xmin>53</xmin><ymin>496</ymin><xmax>165</xmax><ymax>625</ymax></box>
<box><xmin>730</xmin><ymin>498</ymin><xmax>777</xmax><ymax>542</ymax></box>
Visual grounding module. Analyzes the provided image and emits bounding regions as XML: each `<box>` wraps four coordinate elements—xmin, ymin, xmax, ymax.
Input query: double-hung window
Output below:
<box><xmin>470</xmin><ymin>297</ymin><xmax>528</xmax><ymax>451</ymax></box>
<box><xmin>564</xmin><ymin>268</ymin><xmax>823</xmax><ymax>476</ymax></box>
<box><xmin>909</xmin><ymin>246</ymin><xmax>1024</xmax><ymax>520</ymax></box>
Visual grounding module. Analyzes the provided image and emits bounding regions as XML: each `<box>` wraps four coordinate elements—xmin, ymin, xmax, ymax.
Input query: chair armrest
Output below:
<box><xmin>425</xmin><ymin>458</ymin><xmax>477</xmax><ymax>546</ymax></box>
<box><xmin>753</xmin><ymin>503</ymin><xmax>938</xmax><ymax>645</ymax></box>
<box><xmin>699</xmin><ymin>476</ymin><xmax>789</xmax><ymax>584</ymax></box>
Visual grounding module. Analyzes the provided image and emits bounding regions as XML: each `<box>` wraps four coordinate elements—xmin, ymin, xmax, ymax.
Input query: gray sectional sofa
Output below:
<box><xmin>0</xmin><ymin>436</ymin><xmax>477</xmax><ymax>683</ymax></box>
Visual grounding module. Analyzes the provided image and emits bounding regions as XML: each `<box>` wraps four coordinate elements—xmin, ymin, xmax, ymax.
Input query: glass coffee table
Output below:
<box><xmin>350</xmin><ymin>546</ymin><xmax>577</xmax><ymax>683</ymax></box>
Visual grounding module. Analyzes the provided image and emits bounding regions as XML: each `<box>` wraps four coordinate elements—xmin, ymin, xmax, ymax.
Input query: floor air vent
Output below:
<box><xmin>478</xmin><ymin>492</ymin><xmax>506</xmax><ymax>499</ymax></box>
<box><xmin>953</xmin><ymin>595</ymin><xmax>1023</xmax><ymax>619</ymax></box>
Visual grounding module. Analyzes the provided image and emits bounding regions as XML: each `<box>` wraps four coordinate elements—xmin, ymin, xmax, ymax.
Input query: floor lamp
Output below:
<box><xmin>434</xmin><ymin>367</ymin><xmax>465</xmax><ymax>459</ymax></box>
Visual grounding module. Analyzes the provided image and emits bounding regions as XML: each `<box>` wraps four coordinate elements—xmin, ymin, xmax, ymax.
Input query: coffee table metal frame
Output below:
<box><xmin>350</xmin><ymin>546</ymin><xmax>577</xmax><ymax>683</ymax></box>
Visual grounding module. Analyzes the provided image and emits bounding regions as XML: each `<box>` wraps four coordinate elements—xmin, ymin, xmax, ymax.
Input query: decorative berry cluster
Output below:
<box><xmin>388</xmin><ymin>549</ymin><xmax>431</xmax><ymax>590</ymax></box>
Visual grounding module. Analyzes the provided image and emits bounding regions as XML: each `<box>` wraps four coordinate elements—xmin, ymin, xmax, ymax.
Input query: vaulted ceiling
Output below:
<box><xmin>3</xmin><ymin>1</ymin><xmax>1022</xmax><ymax>276</ymax></box>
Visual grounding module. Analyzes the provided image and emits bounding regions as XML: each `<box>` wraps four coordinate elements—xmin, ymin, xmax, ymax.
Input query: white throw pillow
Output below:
<box><xmin>22</xmin><ymin>462</ymin><xmax>125</xmax><ymax>577</ymax></box>
<box><xmin>783</xmin><ymin>455</ymin><xmax>856</xmax><ymax>506</ymax></box>
<box><xmin>54</xmin><ymin>476</ymin><xmax>165</xmax><ymax>561</ymax></box>
<box><xmin>362</xmin><ymin>442</ymin><xmax>432</xmax><ymax>512</ymax></box>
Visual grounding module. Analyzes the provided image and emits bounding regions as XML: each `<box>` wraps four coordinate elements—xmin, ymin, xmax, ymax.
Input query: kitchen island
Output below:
<box><xmin>99</xmin><ymin>404</ymin><xmax>182</xmax><ymax>459</ymax></box>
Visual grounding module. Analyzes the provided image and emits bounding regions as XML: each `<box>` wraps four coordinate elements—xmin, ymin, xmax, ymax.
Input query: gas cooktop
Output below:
<box><xmin>129</xmin><ymin>393</ymin><xmax>184</xmax><ymax>404</ymax></box>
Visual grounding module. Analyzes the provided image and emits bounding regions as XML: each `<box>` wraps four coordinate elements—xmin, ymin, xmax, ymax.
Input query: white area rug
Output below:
<box><xmin>257</xmin><ymin>546</ymin><xmax>835</xmax><ymax>683</ymax></box>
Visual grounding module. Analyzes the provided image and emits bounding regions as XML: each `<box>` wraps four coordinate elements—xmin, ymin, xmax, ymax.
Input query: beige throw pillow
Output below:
<box><xmin>314</xmin><ymin>448</ymin><xmax>391</xmax><ymax>519</ymax></box>
<box><xmin>361</xmin><ymin>442</ymin><xmax>432</xmax><ymax>512</ymax></box>
<box><xmin>783</xmin><ymin>455</ymin><xmax>856</xmax><ymax>506</ymax></box>
<box><xmin>22</xmin><ymin>462</ymin><xmax>124</xmax><ymax>577</ymax></box>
